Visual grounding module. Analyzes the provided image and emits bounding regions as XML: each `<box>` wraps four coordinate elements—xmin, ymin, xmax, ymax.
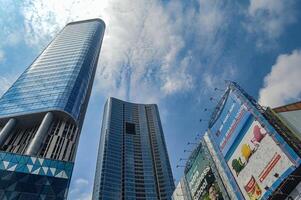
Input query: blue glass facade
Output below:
<box><xmin>93</xmin><ymin>98</ymin><xmax>175</xmax><ymax>200</ymax></box>
<box><xmin>0</xmin><ymin>19</ymin><xmax>105</xmax><ymax>124</ymax></box>
<box><xmin>0</xmin><ymin>19</ymin><xmax>105</xmax><ymax>199</ymax></box>
<box><xmin>0</xmin><ymin>151</ymin><xmax>73</xmax><ymax>199</ymax></box>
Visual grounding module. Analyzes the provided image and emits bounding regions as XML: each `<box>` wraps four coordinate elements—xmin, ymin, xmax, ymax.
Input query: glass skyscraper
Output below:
<box><xmin>92</xmin><ymin>97</ymin><xmax>175</xmax><ymax>200</ymax></box>
<box><xmin>0</xmin><ymin>18</ymin><xmax>105</xmax><ymax>199</ymax></box>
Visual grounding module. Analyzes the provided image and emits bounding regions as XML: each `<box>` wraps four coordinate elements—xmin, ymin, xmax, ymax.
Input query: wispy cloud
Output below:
<box><xmin>0</xmin><ymin>1</ymin><xmax>24</xmax><ymax>57</ymax></box>
<box><xmin>245</xmin><ymin>0</ymin><xmax>297</xmax><ymax>47</ymax></box>
<box><xmin>203</xmin><ymin>66</ymin><xmax>236</xmax><ymax>89</ymax></box>
<box><xmin>259</xmin><ymin>49</ymin><xmax>301</xmax><ymax>107</ymax></box>
<box><xmin>20</xmin><ymin>0</ymin><xmax>193</xmax><ymax>103</ymax></box>
<box><xmin>21</xmin><ymin>0</ymin><xmax>111</xmax><ymax>46</ymax></box>
<box><xmin>3</xmin><ymin>0</ymin><xmax>297</xmax><ymax>104</ymax></box>
<box><xmin>95</xmin><ymin>0</ymin><xmax>191</xmax><ymax>102</ymax></box>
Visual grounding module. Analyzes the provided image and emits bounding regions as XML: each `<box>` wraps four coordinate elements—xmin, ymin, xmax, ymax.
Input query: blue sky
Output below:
<box><xmin>1</xmin><ymin>0</ymin><xmax>301</xmax><ymax>199</ymax></box>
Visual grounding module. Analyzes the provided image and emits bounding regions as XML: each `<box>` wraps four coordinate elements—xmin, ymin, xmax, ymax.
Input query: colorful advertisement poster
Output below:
<box><xmin>185</xmin><ymin>149</ymin><xmax>224</xmax><ymax>200</ymax></box>
<box><xmin>209</xmin><ymin>86</ymin><xmax>300</xmax><ymax>200</ymax></box>
<box><xmin>226</xmin><ymin>120</ymin><xmax>294</xmax><ymax>200</ymax></box>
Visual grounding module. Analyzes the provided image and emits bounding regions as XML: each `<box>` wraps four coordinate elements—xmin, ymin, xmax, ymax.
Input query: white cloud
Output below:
<box><xmin>203</xmin><ymin>65</ymin><xmax>237</xmax><ymax>91</ymax></box>
<box><xmin>15</xmin><ymin>0</ymin><xmax>232</xmax><ymax>105</ymax></box>
<box><xmin>6</xmin><ymin>32</ymin><xmax>22</xmax><ymax>46</ymax></box>
<box><xmin>0</xmin><ymin>1</ymin><xmax>24</xmax><ymax>49</ymax></box>
<box><xmin>0</xmin><ymin>50</ymin><xmax>4</xmax><ymax>62</ymax></box>
<box><xmin>21</xmin><ymin>0</ymin><xmax>112</xmax><ymax>46</ymax></box>
<box><xmin>197</xmin><ymin>0</ymin><xmax>224</xmax><ymax>36</ymax></box>
<box><xmin>75</xmin><ymin>178</ymin><xmax>88</xmax><ymax>186</ymax></box>
<box><xmin>69</xmin><ymin>178</ymin><xmax>92</xmax><ymax>200</ymax></box>
<box><xmin>259</xmin><ymin>50</ymin><xmax>301</xmax><ymax>107</ymax></box>
<box><xmin>20</xmin><ymin>0</ymin><xmax>200</xmax><ymax>104</ymax></box>
<box><xmin>246</xmin><ymin>0</ymin><xmax>297</xmax><ymax>42</ymax></box>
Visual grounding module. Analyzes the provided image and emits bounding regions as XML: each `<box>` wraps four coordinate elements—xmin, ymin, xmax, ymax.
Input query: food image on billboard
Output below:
<box><xmin>226</xmin><ymin>120</ymin><xmax>295</xmax><ymax>200</ymax></box>
<box><xmin>244</xmin><ymin>176</ymin><xmax>262</xmax><ymax>200</ymax></box>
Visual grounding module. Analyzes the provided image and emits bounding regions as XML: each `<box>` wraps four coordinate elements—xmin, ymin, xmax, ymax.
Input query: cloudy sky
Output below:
<box><xmin>1</xmin><ymin>0</ymin><xmax>301</xmax><ymax>199</ymax></box>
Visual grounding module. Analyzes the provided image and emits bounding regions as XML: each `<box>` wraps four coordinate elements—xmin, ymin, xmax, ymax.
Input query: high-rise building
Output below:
<box><xmin>92</xmin><ymin>97</ymin><xmax>175</xmax><ymax>200</ymax></box>
<box><xmin>0</xmin><ymin>18</ymin><xmax>105</xmax><ymax>199</ymax></box>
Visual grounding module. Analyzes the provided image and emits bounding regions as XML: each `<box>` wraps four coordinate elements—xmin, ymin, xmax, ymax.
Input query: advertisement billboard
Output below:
<box><xmin>185</xmin><ymin>147</ymin><xmax>224</xmax><ymax>200</ymax></box>
<box><xmin>209</xmin><ymin>91</ymin><xmax>251</xmax><ymax>158</ymax></box>
<box><xmin>208</xmin><ymin>85</ymin><xmax>301</xmax><ymax>200</ymax></box>
<box><xmin>227</xmin><ymin>119</ymin><xmax>294</xmax><ymax>200</ymax></box>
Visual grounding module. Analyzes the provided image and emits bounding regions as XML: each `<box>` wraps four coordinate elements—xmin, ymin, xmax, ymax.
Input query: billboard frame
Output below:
<box><xmin>208</xmin><ymin>81</ymin><xmax>301</xmax><ymax>200</ymax></box>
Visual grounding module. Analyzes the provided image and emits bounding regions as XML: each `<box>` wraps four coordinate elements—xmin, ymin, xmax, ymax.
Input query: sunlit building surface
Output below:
<box><xmin>203</xmin><ymin>132</ymin><xmax>238</xmax><ymax>199</ymax></box>
<box><xmin>92</xmin><ymin>97</ymin><xmax>175</xmax><ymax>200</ymax></box>
<box><xmin>172</xmin><ymin>177</ymin><xmax>191</xmax><ymax>200</ymax></box>
<box><xmin>273</xmin><ymin>101</ymin><xmax>301</xmax><ymax>141</ymax></box>
<box><xmin>272</xmin><ymin>101</ymin><xmax>301</xmax><ymax>199</ymax></box>
<box><xmin>0</xmin><ymin>18</ymin><xmax>105</xmax><ymax>199</ymax></box>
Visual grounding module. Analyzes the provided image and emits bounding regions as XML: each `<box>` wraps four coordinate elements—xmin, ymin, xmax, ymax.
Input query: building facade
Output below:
<box><xmin>184</xmin><ymin>140</ymin><xmax>229</xmax><ymax>200</ymax></box>
<box><xmin>203</xmin><ymin>132</ymin><xmax>238</xmax><ymax>199</ymax></box>
<box><xmin>271</xmin><ymin>102</ymin><xmax>301</xmax><ymax>199</ymax></box>
<box><xmin>172</xmin><ymin>177</ymin><xmax>191</xmax><ymax>200</ymax></box>
<box><xmin>0</xmin><ymin>18</ymin><xmax>105</xmax><ymax>199</ymax></box>
<box><xmin>92</xmin><ymin>97</ymin><xmax>175</xmax><ymax>200</ymax></box>
<box><xmin>273</xmin><ymin>101</ymin><xmax>301</xmax><ymax>142</ymax></box>
<box><xmin>172</xmin><ymin>138</ymin><xmax>230</xmax><ymax>200</ymax></box>
<box><xmin>206</xmin><ymin>81</ymin><xmax>301</xmax><ymax>200</ymax></box>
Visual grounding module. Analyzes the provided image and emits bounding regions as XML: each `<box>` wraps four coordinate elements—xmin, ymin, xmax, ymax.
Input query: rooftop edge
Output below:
<box><xmin>67</xmin><ymin>18</ymin><xmax>106</xmax><ymax>28</ymax></box>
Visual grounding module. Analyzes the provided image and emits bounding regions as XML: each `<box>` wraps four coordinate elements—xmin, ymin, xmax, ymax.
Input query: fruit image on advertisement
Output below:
<box><xmin>231</xmin><ymin>157</ymin><xmax>244</xmax><ymax>176</ymax></box>
<box><xmin>241</xmin><ymin>143</ymin><xmax>252</xmax><ymax>161</ymax></box>
<box><xmin>244</xmin><ymin>176</ymin><xmax>262</xmax><ymax>200</ymax></box>
<box><xmin>227</xmin><ymin>120</ymin><xmax>295</xmax><ymax>200</ymax></box>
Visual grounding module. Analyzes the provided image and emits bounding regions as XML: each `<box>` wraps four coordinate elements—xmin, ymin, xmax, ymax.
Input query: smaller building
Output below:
<box><xmin>172</xmin><ymin>177</ymin><xmax>191</xmax><ymax>200</ymax></box>
<box><xmin>203</xmin><ymin>132</ymin><xmax>239</xmax><ymax>199</ymax></box>
<box><xmin>273</xmin><ymin>101</ymin><xmax>301</xmax><ymax>142</ymax></box>
<box><xmin>173</xmin><ymin>139</ymin><xmax>230</xmax><ymax>200</ymax></box>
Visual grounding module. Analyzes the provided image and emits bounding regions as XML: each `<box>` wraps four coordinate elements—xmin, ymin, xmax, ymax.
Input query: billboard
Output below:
<box><xmin>185</xmin><ymin>147</ymin><xmax>224</xmax><ymax>200</ymax></box>
<box><xmin>209</xmin><ymin>91</ymin><xmax>251</xmax><ymax>158</ymax></box>
<box><xmin>208</xmin><ymin>85</ymin><xmax>301</xmax><ymax>200</ymax></box>
<box><xmin>227</xmin><ymin>120</ymin><xmax>294</xmax><ymax>199</ymax></box>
